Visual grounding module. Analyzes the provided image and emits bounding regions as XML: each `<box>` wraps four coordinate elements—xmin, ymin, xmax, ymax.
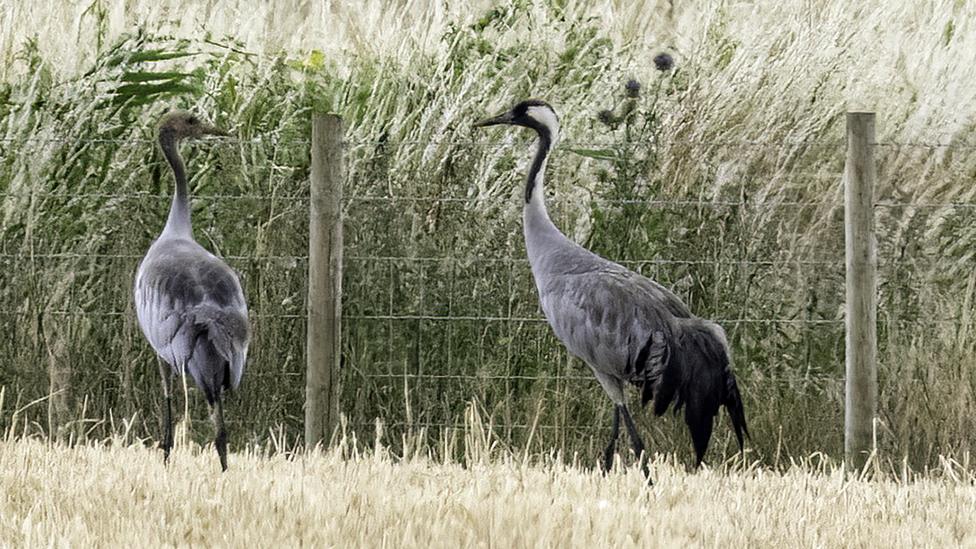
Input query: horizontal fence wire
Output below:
<box><xmin>0</xmin><ymin>137</ymin><xmax>302</xmax><ymax>144</ymax></box>
<box><xmin>225</xmin><ymin>372</ymin><xmax>839</xmax><ymax>386</ymax></box>
<box><xmin>346</xmin><ymin>196</ymin><xmax>841</xmax><ymax>206</ymax></box>
<box><xmin>0</xmin><ymin>254</ymin><xmax>842</xmax><ymax>268</ymax></box>
<box><xmin>0</xmin><ymin>309</ymin><xmax>826</xmax><ymax>322</ymax></box>
<box><xmin>0</xmin><ymin>310</ymin><xmax>305</xmax><ymax>318</ymax></box>
<box><xmin>212</xmin><ymin>419</ymin><xmax>607</xmax><ymax>431</ymax></box>
<box><xmin>4</xmin><ymin>190</ymin><xmax>974</xmax><ymax>210</ymax></box>
<box><xmin>1</xmin><ymin>309</ymin><xmax>955</xmax><ymax>326</ymax></box>
<box><xmin>0</xmin><ymin>191</ymin><xmax>308</xmax><ymax>201</ymax></box>
<box><xmin>877</xmin><ymin>142</ymin><xmax>976</xmax><ymax>149</ymax></box>
<box><xmin>345</xmin><ymin>314</ymin><xmax>845</xmax><ymax>325</ymax></box>
<box><xmin>873</xmin><ymin>201</ymin><xmax>976</xmax><ymax>209</ymax></box>
<box><xmin>0</xmin><ymin>137</ymin><xmax>845</xmax><ymax>147</ymax></box>
<box><xmin>0</xmin><ymin>252</ymin><xmax>307</xmax><ymax>261</ymax></box>
<box><xmin>7</xmin><ymin>193</ymin><xmax>974</xmax><ymax>210</ymax></box>
<box><xmin>351</xmin><ymin>373</ymin><xmax>843</xmax><ymax>383</ymax></box>
<box><xmin>5</xmin><ymin>192</ymin><xmax>976</xmax><ymax>210</ymax></box>
<box><xmin>4</xmin><ymin>135</ymin><xmax>976</xmax><ymax>148</ymax></box>
<box><xmin>345</xmin><ymin>255</ymin><xmax>843</xmax><ymax>267</ymax></box>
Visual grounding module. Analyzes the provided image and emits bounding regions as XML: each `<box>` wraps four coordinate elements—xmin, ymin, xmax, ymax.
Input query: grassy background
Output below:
<box><xmin>1</xmin><ymin>0</ymin><xmax>975</xmax><ymax>469</ymax></box>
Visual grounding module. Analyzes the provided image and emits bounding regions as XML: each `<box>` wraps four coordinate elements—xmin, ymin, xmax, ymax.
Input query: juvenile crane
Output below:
<box><xmin>135</xmin><ymin>111</ymin><xmax>249</xmax><ymax>471</ymax></box>
<box><xmin>474</xmin><ymin>100</ymin><xmax>748</xmax><ymax>476</ymax></box>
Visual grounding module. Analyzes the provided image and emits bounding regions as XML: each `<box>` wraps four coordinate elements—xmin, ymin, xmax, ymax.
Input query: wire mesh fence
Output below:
<box><xmin>3</xmin><ymin>129</ymin><xmax>976</xmax><ymax>463</ymax></box>
<box><xmin>0</xmin><ymin>134</ymin><xmax>311</xmax><ymax>446</ymax></box>
<box><xmin>340</xmin><ymin>150</ymin><xmax>847</xmax><ymax>459</ymax></box>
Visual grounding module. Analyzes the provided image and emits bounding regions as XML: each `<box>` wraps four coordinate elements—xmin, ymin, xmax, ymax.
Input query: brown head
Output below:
<box><xmin>158</xmin><ymin>110</ymin><xmax>227</xmax><ymax>142</ymax></box>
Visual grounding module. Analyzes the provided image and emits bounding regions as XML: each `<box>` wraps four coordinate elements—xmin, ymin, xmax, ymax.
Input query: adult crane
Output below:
<box><xmin>134</xmin><ymin>110</ymin><xmax>249</xmax><ymax>471</ymax></box>
<box><xmin>474</xmin><ymin>100</ymin><xmax>748</xmax><ymax>478</ymax></box>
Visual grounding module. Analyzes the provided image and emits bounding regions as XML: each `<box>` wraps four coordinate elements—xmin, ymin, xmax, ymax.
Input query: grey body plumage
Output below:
<box><xmin>134</xmin><ymin>110</ymin><xmax>249</xmax><ymax>471</ymax></box>
<box><xmin>475</xmin><ymin>100</ymin><xmax>748</xmax><ymax>478</ymax></box>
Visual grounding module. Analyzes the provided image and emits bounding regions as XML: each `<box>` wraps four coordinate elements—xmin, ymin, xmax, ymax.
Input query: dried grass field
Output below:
<box><xmin>2</xmin><ymin>435</ymin><xmax>974</xmax><ymax>548</ymax></box>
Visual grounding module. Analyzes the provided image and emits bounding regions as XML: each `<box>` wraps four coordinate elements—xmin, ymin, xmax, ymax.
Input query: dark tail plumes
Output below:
<box><xmin>185</xmin><ymin>322</ymin><xmax>233</xmax><ymax>471</ymax></box>
<box><xmin>186</xmin><ymin>330</ymin><xmax>228</xmax><ymax>405</ymax></box>
<box><xmin>184</xmin><ymin>304</ymin><xmax>244</xmax><ymax>403</ymax></box>
<box><xmin>723</xmin><ymin>369</ymin><xmax>749</xmax><ymax>450</ymax></box>
<box><xmin>640</xmin><ymin>319</ymin><xmax>749</xmax><ymax>466</ymax></box>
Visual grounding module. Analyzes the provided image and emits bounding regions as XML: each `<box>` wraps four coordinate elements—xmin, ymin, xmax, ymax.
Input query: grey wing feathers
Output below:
<box><xmin>135</xmin><ymin>239</ymin><xmax>249</xmax><ymax>394</ymax></box>
<box><xmin>539</xmin><ymin>262</ymin><xmax>690</xmax><ymax>380</ymax></box>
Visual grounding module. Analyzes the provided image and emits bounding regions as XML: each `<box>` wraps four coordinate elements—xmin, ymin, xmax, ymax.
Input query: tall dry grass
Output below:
<box><xmin>1</xmin><ymin>429</ymin><xmax>974</xmax><ymax>547</ymax></box>
<box><xmin>0</xmin><ymin>0</ymin><xmax>975</xmax><ymax>467</ymax></box>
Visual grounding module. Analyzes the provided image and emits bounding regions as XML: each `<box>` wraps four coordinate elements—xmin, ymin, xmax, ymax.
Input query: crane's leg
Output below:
<box><xmin>602</xmin><ymin>405</ymin><xmax>621</xmax><ymax>472</ymax></box>
<box><xmin>157</xmin><ymin>359</ymin><xmax>175</xmax><ymax>464</ymax></box>
<box><xmin>684</xmin><ymin>400</ymin><xmax>714</xmax><ymax>468</ymax></box>
<box><xmin>620</xmin><ymin>404</ymin><xmax>651</xmax><ymax>481</ymax></box>
<box><xmin>211</xmin><ymin>394</ymin><xmax>228</xmax><ymax>472</ymax></box>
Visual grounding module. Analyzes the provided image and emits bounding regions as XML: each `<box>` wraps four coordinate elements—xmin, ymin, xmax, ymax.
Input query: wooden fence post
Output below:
<box><xmin>305</xmin><ymin>113</ymin><xmax>343</xmax><ymax>449</ymax></box>
<box><xmin>844</xmin><ymin>111</ymin><xmax>878</xmax><ymax>469</ymax></box>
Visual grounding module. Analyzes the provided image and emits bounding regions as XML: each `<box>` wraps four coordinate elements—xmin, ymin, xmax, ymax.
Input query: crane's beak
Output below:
<box><xmin>473</xmin><ymin>110</ymin><xmax>514</xmax><ymax>129</ymax></box>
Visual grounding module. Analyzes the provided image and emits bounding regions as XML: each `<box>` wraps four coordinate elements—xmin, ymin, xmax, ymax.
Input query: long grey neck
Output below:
<box><xmin>523</xmin><ymin>128</ymin><xmax>568</xmax><ymax>266</ymax></box>
<box><xmin>159</xmin><ymin>131</ymin><xmax>191</xmax><ymax>239</ymax></box>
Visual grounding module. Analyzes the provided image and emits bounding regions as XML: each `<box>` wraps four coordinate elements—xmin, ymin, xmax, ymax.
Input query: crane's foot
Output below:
<box><xmin>617</xmin><ymin>404</ymin><xmax>653</xmax><ymax>484</ymax></box>
<box><xmin>159</xmin><ymin>408</ymin><xmax>174</xmax><ymax>465</ymax></box>
<box><xmin>158</xmin><ymin>361</ymin><xmax>175</xmax><ymax>467</ymax></box>
<box><xmin>602</xmin><ymin>444</ymin><xmax>616</xmax><ymax>474</ymax></box>
<box><xmin>601</xmin><ymin>405</ymin><xmax>622</xmax><ymax>475</ymax></box>
<box><xmin>212</xmin><ymin>399</ymin><xmax>229</xmax><ymax>472</ymax></box>
<box><xmin>214</xmin><ymin>424</ymin><xmax>229</xmax><ymax>472</ymax></box>
<box><xmin>217</xmin><ymin>448</ymin><xmax>228</xmax><ymax>472</ymax></box>
<box><xmin>639</xmin><ymin>459</ymin><xmax>653</xmax><ymax>485</ymax></box>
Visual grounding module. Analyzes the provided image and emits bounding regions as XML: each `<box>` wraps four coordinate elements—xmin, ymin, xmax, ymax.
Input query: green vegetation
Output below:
<box><xmin>1</xmin><ymin>1</ymin><xmax>975</xmax><ymax>470</ymax></box>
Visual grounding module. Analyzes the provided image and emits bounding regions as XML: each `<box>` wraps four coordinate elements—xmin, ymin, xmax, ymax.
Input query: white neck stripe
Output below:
<box><xmin>526</xmin><ymin>106</ymin><xmax>560</xmax><ymax>142</ymax></box>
